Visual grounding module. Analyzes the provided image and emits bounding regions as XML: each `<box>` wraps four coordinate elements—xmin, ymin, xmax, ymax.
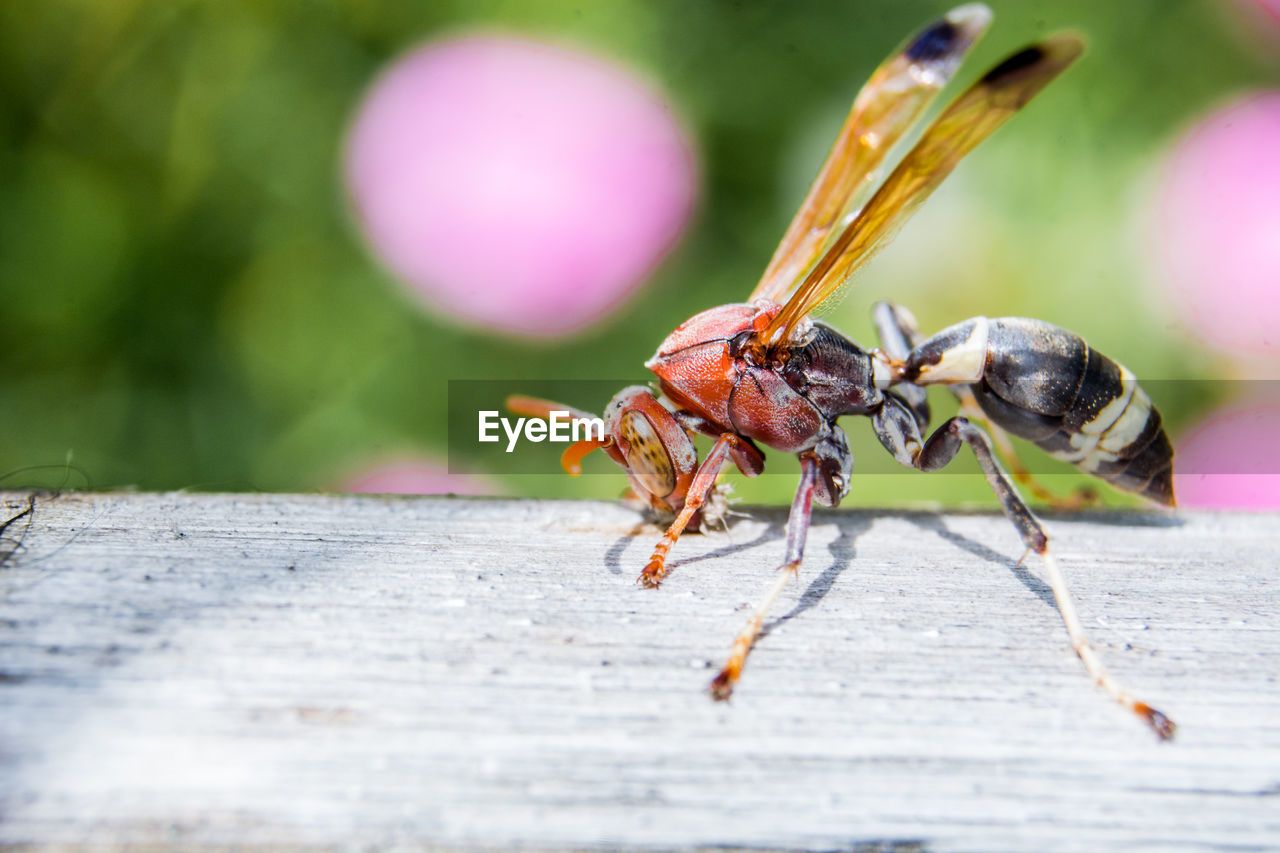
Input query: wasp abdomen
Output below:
<box><xmin>970</xmin><ymin>318</ymin><xmax>1175</xmax><ymax>506</ymax></box>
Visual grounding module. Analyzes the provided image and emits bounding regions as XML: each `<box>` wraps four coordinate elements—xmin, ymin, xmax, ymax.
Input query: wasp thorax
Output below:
<box><xmin>619</xmin><ymin>411</ymin><xmax>677</xmax><ymax>498</ymax></box>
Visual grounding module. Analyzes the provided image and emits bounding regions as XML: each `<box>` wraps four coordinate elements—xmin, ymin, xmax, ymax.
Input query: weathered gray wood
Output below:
<box><xmin>0</xmin><ymin>490</ymin><xmax>1276</xmax><ymax>851</ymax></box>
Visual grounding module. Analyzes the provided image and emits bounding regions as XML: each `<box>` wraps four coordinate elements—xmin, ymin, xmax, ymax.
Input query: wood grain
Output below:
<box><xmin>0</xmin><ymin>490</ymin><xmax>1276</xmax><ymax>851</ymax></box>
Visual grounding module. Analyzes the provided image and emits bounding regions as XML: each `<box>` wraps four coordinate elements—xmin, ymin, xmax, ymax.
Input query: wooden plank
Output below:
<box><xmin>0</xmin><ymin>490</ymin><xmax>1277</xmax><ymax>851</ymax></box>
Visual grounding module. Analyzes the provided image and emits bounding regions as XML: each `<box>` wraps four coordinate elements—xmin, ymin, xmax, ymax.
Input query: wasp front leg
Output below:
<box><xmin>639</xmin><ymin>432</ymin><xmax>764</xmax><ymax>588</ymax></box>
<box><xmin>871</xmin><ymin>396</ymin><xmax>1176</xmax><ymax>740</ymax></box>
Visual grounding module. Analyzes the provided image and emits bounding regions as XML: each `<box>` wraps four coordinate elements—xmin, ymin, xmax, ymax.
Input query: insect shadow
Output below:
<box><xmin>905</xmin><ymin>511</ymin><xmax>1057</xmax><ymax>610</ymax></box>
<box><xmin>760</xmin><ymin>510</ymin><xmax>872</xmax><ymax>638</ymax></box>
<box><xmin>602</xmin><ymin>507</ymin><xmax>871</xmax><ymax>638</ymax></box>
<box><xmin>604</xmin><ymin>515</ymin><xmax>785</xmax><ymax>577</ymax></box>
<box><xmin>1041</xmin><ymin>509</ymin><xmax>1184</xmax><ymax>529</ymax></box>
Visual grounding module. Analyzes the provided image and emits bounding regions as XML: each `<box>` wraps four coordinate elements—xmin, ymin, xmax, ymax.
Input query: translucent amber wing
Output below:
<box><xmin>760</xmin><ymin>33</ymin><xmax>1085</xmax><ymax>349</ymax></box>
<box><xmin>750</xmin><ymin>4</ymin><xmax>992</xmax><ymax>304</ymax></box>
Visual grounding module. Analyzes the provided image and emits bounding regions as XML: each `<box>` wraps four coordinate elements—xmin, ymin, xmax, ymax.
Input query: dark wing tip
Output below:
<box><xmin>905</xmin><ymin>4</ymin><xmax>992</xmax><ymax>65</ymax></box>
<box><xmin>981</xmin><ymin>32</ymin><xmax>1086</xmax><ymax>86</ymax></box>
<box><xmin>983</xmin><ymin>45</ymin><xmax>1045</xmax><ymax>81</ymax></box>
<box><xmin>906</xmin><ymin>20</ymin><xmax>961</xmax><ymax>62</ymax></box>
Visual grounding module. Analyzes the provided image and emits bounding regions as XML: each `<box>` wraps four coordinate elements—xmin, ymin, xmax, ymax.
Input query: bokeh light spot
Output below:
<box><xmin>1146</xmin><ymin>92</ymin><xmax>1280</xmax><ymax>360</ymax></box>
<box><xmin>345</xmin><ymin>35</ymin><xmax>697</xmax><ymax>337</ymax></box>
<box><xmin>1248</xmin><ymin>0</ymin><xmax>1280</xmax><ymax>27</ymax></box>
<box><xmin>1173</xmin><ymin>401</ymin><xmax>1280</xmax><ymax>509</ymax></box>
<box><xmin>343</xmin><ymin>458</ymin><xmax>496</xmax><ymax>496</ymax></box>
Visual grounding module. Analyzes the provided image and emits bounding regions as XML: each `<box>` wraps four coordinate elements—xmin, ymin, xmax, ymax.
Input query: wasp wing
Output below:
<box><xmin>759</xmin><ymin>33</ymin><xmax>1085</xmax><ymax>349</ymax></box>
<box><xmin>749</xmin><ymin>4</ymin><xmax>992</xmax><ymax>304</ymax></box>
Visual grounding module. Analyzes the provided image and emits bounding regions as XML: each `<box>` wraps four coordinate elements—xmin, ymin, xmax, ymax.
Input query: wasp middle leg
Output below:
<box><xmin>872</xmin><ymin>300</ymin><xmax>931</xmax><ymax>428</ymax></box>
<box><xmin>709</xmin><ymin>452</ymin><xmax>820</xmax><ymax>700</ymax></box>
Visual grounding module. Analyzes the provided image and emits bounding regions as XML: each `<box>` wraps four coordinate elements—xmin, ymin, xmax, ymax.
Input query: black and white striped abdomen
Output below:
<box><xmin>967</xmin><ymin>318</ymin><xmax>1175</xmax><ymax>506</ymax></box>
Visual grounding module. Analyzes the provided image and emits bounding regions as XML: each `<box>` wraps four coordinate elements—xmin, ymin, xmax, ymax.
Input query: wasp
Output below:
<box><xmin>508</xmin><ymin>4</ymin><xmax>1176</xmax><ymax>739</ymax></box>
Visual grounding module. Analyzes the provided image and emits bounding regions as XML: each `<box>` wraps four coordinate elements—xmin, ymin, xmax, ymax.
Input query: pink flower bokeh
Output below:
<box><xmin>345</xmin><ymin>35</ymin><xmax>697</xmax><ymax>337</ymax></box>
<box><xmin>1147</xmin><ymin>92</ymin><xmax>1280</xmax><ymax>360</ymax></box>
<box><xmin>343</xmin><ymin>459</ymin><xmax>497</xmax><ymax>496</ymax></box>
<box><xmin>1173</xmin><ymin>402</ymin><xmax>1280</xmax><ymax>509</ymax></box>
<box><xmin>1246</xmin><ymin>0</ymin><xmax>1280</xmax><ymax>27</ymax></box>
<box><xmin>1144</xmin><ymin>91</ymin><xmax>1280</xmax><ymax>508</ymax></box>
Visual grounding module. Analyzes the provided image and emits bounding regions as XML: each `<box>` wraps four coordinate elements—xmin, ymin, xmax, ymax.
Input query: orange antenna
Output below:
<box><xmin>560</xmin><ymin>437</ymin><xmax>611</xmax><ymax>476</ymax></box>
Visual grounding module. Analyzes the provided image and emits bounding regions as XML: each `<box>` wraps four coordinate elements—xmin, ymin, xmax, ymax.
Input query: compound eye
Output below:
<box><xmin>619</xmin><ymin>410</ymin><xmax>677</xmax><ymax>498</ymax></box>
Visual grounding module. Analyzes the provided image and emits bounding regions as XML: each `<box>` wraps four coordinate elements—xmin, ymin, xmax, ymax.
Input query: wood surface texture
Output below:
<box><xmin>0</xmin><ymin>490</ymin><xmax>1276</xmax><ymax>851</ymax></box>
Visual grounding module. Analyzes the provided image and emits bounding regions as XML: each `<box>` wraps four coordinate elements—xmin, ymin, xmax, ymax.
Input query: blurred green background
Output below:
<box><xmin>1</xmin><ymin>0</ymin><xmax>1275</xmax><ymax>507</ymax></box>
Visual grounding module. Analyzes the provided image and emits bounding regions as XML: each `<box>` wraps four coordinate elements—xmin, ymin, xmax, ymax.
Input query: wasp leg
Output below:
<box><xmin>875</xmin><ymin>302</ymin><xmax>1090</xmax><ymax>508</ymax></box>
<box><xmin>952</xmin><ymin>386</ymin><xmax>1099</xmax><ymax>510</ymax></box>
<box><xmin>871</xmin><ymin>397</ymin><xmax>1176</xmax><ymax>740</ymax></box>
<box><xmin>872</xmin><ymin>301</ymin><xmax>921</xmax><ymax>356</ymax></box>
<box><xmin>710</xmin><ymin>452</ymin><xmax>819</xmax><ymax>701</ymax></box>
<box><xmin>871</xmin><ymin>301</ymin><xmax>930</xmax><ymax>428</ymax></box>
<box><xmin>674</xmin><ymin>410</ymin><xmax>767</xmax><ymax>477</ymax></box>
<box><xmin>640</xmin><ymin>432</ymin><xmax>748</xmax><ymax>588</ymax></box>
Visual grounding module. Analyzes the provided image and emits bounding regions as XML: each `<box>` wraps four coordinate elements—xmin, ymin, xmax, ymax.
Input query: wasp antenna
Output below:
<box><xmin>506</xmin><ymin>394</ymin><xmax>597</xmax><ymax>423</ymax></box>
<box><xmin>560</xmin><ymin>438</ymin><xmax>610</xmax><ymax>477</ymax></box>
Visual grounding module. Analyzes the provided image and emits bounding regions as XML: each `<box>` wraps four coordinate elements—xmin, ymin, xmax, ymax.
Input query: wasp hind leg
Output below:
<box><xmin>952</xmin><ymin>386</ymin><xmax>1100</xmax><ymax>511</ymax></box>
<box><xmin>871</xmin><ymin>397</ymin><xmax>1176</xmax><ymax>740</ymax></box>
<box><xmin>710</xmin><ymin>452</ymin><xmax>819</xmax><ymax>700</ymax></box>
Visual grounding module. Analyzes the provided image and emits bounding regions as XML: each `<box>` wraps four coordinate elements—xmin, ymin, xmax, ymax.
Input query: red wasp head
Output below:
<box><xmin>646</xmin><ymin>300</ymin><xmax>824</xmax><ymax>455</ymax></box>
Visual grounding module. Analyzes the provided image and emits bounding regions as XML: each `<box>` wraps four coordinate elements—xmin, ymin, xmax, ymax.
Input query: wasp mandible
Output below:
<box><xmin>509</xmin><ymin>4</ymin><xmax>1176</xmax><ymax>740</ymax></box>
